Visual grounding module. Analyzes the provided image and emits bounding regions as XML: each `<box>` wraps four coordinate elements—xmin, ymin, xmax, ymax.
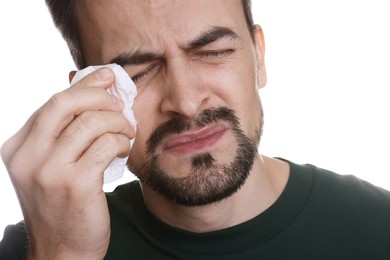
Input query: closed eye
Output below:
<box><xmin>131</xmin><ymin>63</ymin><xmax>160</xmax><ymax>83</ymax></box>
<box><xmin>194</xmin><ymin>49</ymin><xmax>235</xmax><ymax>59</ymax></box>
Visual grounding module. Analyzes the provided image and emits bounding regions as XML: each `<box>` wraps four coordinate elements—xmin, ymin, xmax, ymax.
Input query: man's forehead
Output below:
<box><xmin>77</xmin><ymin>0</ymin><xmax>245</xmax><ymax>64</ymax></box>
<box><xmin>79</xmin><ymin>0</ymin><xmax>242</xmax><ymax>26</ymax></box>
<box><xmin>81</xmin><ymin>0</ymin><xmax>195</xmax><ymax>19</ymax></box>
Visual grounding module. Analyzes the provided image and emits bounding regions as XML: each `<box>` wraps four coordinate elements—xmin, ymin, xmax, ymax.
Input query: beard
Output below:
<box><xmin>131</xmin><ymin>106</ymin><xmax>263</xmax><ymax>207</ymax></box>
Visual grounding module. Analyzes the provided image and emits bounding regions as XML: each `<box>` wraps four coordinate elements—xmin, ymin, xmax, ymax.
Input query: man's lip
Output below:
<box><xmin>162</xmin><ymin>124</ymin><xmax>228</xmax><ymax>154</ymax></box>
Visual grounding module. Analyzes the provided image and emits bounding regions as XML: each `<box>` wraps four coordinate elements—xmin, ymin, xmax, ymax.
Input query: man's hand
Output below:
<box><xmin>1</xmin><ymin>68</ymin><xmax>134</xmax><ymax>259</ymax></box>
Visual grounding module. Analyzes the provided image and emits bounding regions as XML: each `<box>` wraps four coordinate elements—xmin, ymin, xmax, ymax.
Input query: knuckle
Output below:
<box><xmin>6</xmin><ymin>149</ymin><xmax>34</xmax><ymax>183</ymax></box>
<box><xmin>98</xmin><ymin>133</ymin><xmax>117</xmax><ymax>153</ymax></box>
<box><xmin>77</xmin><ymin>112</ymin><xmax>103</xmax><ymax>132</ymax></box>
<box><xmin>90</xmin><ymin>134</ymin><xmax>117</xmax><ymax>165</ymax></box>
<box><xmin>101</xmin><ymin>134</ymin><xmax>130</xmax><ymax>158</ymax></box>
<box><xmin>0</xmin><ymin>138</ymin><xmax>12</xmax><ymax>164</ymax></box>
<box><xmin>34</xmin><ymin>92</ymin><xmax>72</xmax><ymax>129</ymax></box>
<box><xmin>46</xmin><ymin>92</ymin><xmax>71</xmax><ymax>111</ymax></box>
<box><xmin>6</xmin><ymin>156</ymin><xmax>21</xmax><ymax>179</ymax></box>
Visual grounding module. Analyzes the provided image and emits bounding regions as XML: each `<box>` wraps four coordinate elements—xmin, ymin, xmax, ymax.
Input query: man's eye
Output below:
<box><xmin>131</xmin><ymin>64</ymin><xmax>159</xmax><ymax>83</ymax></box>
<box><xmin>196</xmin><ymin>49</ymin><xmax>234</xmax><ymax>58</ymax></box>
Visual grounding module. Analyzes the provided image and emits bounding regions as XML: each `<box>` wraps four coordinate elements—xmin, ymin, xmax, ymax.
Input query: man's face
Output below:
<box><xmin>77</xmin><ymin>0</ymin><xmax>266</xmax><ymax>206</ymax></box>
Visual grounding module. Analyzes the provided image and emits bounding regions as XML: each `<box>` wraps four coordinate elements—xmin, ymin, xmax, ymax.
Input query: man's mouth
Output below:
<box><xmin>162</xmin><ymin>124</ymin><xmax>227</xmax><ymax>154</ymax></box>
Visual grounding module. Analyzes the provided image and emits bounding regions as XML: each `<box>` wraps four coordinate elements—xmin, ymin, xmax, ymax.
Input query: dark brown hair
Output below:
<box><xmin>45</xmin><ymin>0</ymin><xmax>254</xmax><ymax>69</ymax></box>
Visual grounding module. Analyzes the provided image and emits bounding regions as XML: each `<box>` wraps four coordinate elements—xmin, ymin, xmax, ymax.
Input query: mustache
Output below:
<box><xmin>146</xmin><ymin>107</ymin><xmax>240</xmax><ymax>155</ymax></box>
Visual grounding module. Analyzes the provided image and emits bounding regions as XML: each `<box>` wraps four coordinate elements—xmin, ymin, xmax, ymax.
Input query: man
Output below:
<box><xmin>1</xmin><ymin>0</ymin><xmax>389</xmax><ymax>259</ymax></box>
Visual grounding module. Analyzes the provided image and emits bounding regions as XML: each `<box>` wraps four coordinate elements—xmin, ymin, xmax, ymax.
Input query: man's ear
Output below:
<box><xmin>254</xmin><ymin>24</ymin><xmax>267</xmax><ymax>89</ymax></box>
<box><xmin>69</xmin><ymin>70</ymin><xmax>77</xmax><ymax>84</ymax></box>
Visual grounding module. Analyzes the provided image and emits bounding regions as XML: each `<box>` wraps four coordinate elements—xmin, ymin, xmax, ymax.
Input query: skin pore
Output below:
<box><xmin>76</xmin><ymin>0</ymin><xmax>290</xmax><ymax>232</ymax></box>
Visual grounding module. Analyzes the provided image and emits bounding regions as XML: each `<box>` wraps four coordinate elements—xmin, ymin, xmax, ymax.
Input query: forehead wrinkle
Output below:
<box><xmin>77</xmin><ymin>0</ymin><xmax>143</xmax><ymax>65</ymax></box>
<box><xmin>100</xmin><ymin>21</ymin><xmax>166</xmax><ymax>64</ymax></box>
<box><xmin>78</xmin><ymin>0</ymin><xmax>246</xmax><ymax>65</ymax></box>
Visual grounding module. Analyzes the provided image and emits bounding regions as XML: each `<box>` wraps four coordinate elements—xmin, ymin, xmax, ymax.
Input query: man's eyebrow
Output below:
<box><xmin>109</xmin><ymin>51</ymin><xmax>160</xmax><ymax>66</ymax></box>
<box><xmin>109</xmin><ymin>27</ymin><xmax>240</xmax><ymax>66</ymax></box>
<box><xmin>187</xmin><ymin>26</ymin><xmax>241</xmax><ymax>49</ymax></box>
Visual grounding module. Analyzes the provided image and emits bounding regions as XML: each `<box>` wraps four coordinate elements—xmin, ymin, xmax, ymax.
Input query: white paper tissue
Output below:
<box><xmin>70</xmin><ymin>64</ymin><xmax>137</xmax><ymax>183</ymax></box>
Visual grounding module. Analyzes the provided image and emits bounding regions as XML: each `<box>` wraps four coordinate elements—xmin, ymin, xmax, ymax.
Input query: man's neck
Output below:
<box><xmin>140</xmin><ymin>155</ymin><xmax>290</xmax><ymax>233</ymax></box>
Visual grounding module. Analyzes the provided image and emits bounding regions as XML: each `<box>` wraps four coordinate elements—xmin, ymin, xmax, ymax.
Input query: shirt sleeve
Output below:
<box><xmin>0</xmin><ymin>221</ymin><xmax>29</xmax><ymax>260</ymax></box>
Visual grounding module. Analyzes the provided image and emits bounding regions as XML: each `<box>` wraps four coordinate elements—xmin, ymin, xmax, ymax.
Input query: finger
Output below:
<box><xmin>1</xmin><ymin>68</ymin><xmax>118</xmax><ymax>164</ymax></box>
<box><xmin>54</xmin><ymin>110</ymin><xmax>135</xmax><ymax>164</ymax></box>
<box><xmin>30</xmin><ymin>86</ymin><xmax>123</xmax><ymax>146</ymax></box>
<box><xmin>70</xmin><ymin>67</ymin><xmax>115</xmax><ymax>90</ymax></box>
<box><xmin>2</xmin><ymin>88</ymin><xmax>122</xmax><ymax>170</ymax></box>
<box><xmin>75</xmin><ymin>133</ymin><xmax>131</xmax><ymax>182</ymax></box>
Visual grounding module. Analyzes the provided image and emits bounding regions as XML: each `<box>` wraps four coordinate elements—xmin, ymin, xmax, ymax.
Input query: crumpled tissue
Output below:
<box><xmin>70</xmin><ymin>64</ymin><xmax>137</xmax><ymax>183</ymax></box>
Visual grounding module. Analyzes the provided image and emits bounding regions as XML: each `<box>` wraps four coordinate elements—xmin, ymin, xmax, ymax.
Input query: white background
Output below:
<box><xmin>1</xmin><ymin>1</ymin><xmax>389</xmax><ymax>240</ymax></box>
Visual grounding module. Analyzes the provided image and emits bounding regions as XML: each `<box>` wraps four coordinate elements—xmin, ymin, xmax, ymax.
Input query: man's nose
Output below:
<box><xmin>160</xmin><ymin>60</ymin><xmax>210</xmax><ymax>120</ymax></box>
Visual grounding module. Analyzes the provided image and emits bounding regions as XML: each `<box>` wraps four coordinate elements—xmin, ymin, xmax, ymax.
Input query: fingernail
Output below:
<box><xmin>95</xmin><ymin>68</ymin><xmax>112</xmax><ymax>81</ymax></box>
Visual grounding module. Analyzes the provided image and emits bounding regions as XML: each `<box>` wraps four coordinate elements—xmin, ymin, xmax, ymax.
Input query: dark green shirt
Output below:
<box><xmin>2</xmin><ymin>160</ymin><xmax>390</xmax><ymax>259</ymax></box>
